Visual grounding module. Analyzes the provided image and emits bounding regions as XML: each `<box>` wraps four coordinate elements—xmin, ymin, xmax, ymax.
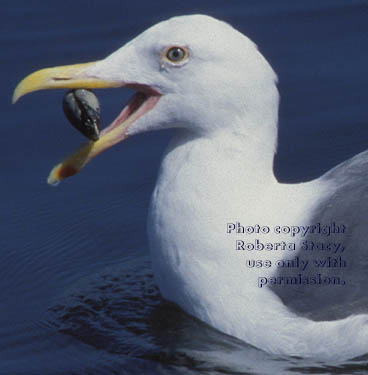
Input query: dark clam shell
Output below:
<box><xmin>62</xmin><ymin>89</ymin><xmax>100</xmax><ymax>141</ymax></box>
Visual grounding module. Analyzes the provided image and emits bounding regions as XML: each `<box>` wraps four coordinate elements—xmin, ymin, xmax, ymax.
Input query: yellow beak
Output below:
<box><xmin>13</xmin><ymin>62</ymin><xmax>138</xmax><ymax>185</ymax></box>
<box><xmin>12</xmin><ymin>61</ymin><xmax>123</xmax><ymax>103</ymax></box>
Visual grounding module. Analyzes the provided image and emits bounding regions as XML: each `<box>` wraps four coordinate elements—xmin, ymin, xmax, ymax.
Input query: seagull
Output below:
<box><xmin>13</xmin><ymin>14</ymin><xmax>368</xmax><ymax>360</ymax></box>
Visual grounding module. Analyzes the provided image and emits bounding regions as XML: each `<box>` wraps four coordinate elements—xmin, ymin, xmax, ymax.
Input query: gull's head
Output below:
<box><xmin>13</xmin><ymin>14</ymin><xmax>279</xmax><ymax>183</ymax></box>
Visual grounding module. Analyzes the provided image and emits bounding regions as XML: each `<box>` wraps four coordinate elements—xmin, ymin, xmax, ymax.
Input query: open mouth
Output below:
<box><xmin>13</xmin><ymin>61</ymin><xmax>162</xmax><ymax>185</ymax></box>
<box><xmin>101</xmin><ymin>86</ymin><xmax>161</xmax><ymax>138</ymax></box>
<box><xmin>47</xmin><ymin>86</ymin><xmax>161</xmax><ymax>185</ymax></box>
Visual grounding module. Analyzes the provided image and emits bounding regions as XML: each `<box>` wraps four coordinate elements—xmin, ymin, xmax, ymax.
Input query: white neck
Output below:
<box><xmin>148</xmin><ymin>117</ymin><xmax>280</xmax><ymax>303</ymax></box>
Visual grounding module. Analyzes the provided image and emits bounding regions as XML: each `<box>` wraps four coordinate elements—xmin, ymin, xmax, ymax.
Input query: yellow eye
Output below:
<box><xmin>165</xmin><ymin>46</ymin><xmax>188</xmax><ymax>63</ymax></box>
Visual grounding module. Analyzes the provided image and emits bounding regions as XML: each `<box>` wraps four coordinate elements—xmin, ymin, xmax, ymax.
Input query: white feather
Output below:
<box><xmin>87</xmin><ymin>14</ymin><xmax>368</xmax><ymax>360</ymax></box>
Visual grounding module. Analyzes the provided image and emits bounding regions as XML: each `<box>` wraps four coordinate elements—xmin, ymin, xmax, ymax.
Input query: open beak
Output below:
<box><xmin>13</xmin><ymin>61</ymin><xmax>161</xmax><ymax>185</ymax></box>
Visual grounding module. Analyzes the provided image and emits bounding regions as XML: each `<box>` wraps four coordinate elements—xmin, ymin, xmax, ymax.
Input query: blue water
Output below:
<box><xmin>2</xmin><ymin>1</ymin><xmax>368</xmax><ymax>374</ymax></box>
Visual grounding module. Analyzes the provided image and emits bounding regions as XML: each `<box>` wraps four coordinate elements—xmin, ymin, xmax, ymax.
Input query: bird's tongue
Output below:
<box><xmin>47</xmin><ymin>92</ymin><xmax>160</xmax><ymax>186</ymax></box>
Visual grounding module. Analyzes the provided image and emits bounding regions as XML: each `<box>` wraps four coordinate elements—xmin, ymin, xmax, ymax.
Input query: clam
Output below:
<box><xmin>62</xmin><ymin>89</ymin><xmax>100</xmax><ymax>141</ymax></box>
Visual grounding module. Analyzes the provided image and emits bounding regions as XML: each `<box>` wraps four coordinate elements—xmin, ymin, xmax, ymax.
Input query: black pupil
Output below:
<box><xmin>169</xmin><ymin>48</ymin><xmax>183</xmax><ymax>61</ymax></box>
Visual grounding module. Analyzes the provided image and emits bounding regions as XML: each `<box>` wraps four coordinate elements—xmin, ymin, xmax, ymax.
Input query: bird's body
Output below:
<box><xmin>14</xmin><ymin>14</ymin><xmax>368</xmax><ymax>361</ymax></box>
<box><xmin>148</xmin><ymin>116</ymin><xmax>368</xmax><ymax>360</ymax></box>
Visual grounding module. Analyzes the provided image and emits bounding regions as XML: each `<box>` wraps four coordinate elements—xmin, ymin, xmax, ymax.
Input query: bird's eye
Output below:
<box><xmin>165</xmin><ymin>46</ymin><xmax>188</xmax><ymax>63</ymax></box>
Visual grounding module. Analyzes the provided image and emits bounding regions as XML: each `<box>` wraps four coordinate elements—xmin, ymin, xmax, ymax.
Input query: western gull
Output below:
<box><xmin>13</xmin><ymin>15</ymin><xmax>368</xmax><ymax>360</ymax></box>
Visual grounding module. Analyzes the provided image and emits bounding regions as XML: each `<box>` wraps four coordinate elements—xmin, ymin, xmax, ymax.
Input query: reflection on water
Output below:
<box><xmin>42</xmin><ymin>257</ymin><xmax>367</xmax><ymax>375</ymax></box>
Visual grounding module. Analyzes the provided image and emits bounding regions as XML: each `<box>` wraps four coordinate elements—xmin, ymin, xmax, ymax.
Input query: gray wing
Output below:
<box><xmin>271</xmin><ymin>150</ymin><xmax>368</xmax><ymax>321</ymax></box>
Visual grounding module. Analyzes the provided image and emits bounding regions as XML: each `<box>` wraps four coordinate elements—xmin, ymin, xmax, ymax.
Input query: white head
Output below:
<box><xmin>14</xmin><ymin>15</ymin><xmax>279</xmax><ymax>183</ymax></box>
<box><xmin>91</xmin><ymin>15</ymin><xmax>279</xmax><ymax>135</ymax></box>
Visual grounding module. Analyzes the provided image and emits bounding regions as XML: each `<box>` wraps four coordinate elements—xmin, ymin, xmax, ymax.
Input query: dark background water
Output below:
<box><xmin>2</xmin><ymin>1</ymin><xmax>368</xmax><ymax>374</ymax></box>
